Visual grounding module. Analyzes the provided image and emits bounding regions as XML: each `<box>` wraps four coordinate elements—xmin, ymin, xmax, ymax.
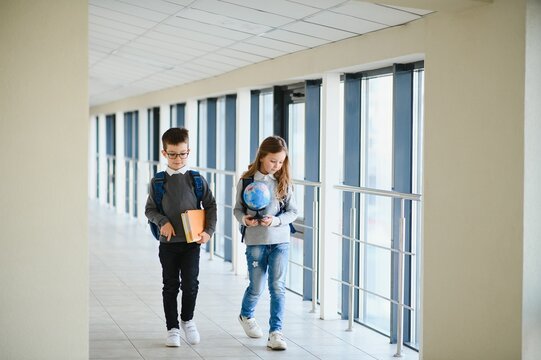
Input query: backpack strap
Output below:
<box><xmin>188</xmin><ymin>170</ymin><xmax>204</xmax><ymax>209</ymax></box>
<box><xmin>149</xmin><ymin>171</ymin><xmax>166</xmax><ymax>240</ymax></box>
<box><xmin>239</xmin><ymin>177</ymin><xmax>254</xmax><ymax>242</ymax></box>
<box><xmin>154</xmin><ymin>171</ymin><xmax>166</xmax><ymax>213</ymax></box>
<box><xmin>275</xmin><ymin>201</ymin><xmax>297</xmax><ymax>234</ymax></box>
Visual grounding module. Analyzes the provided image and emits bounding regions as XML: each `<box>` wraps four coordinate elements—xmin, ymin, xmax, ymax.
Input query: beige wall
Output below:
<box><xmin>88</xmin><ymin>1</ymin><xmax>534</xmax><ymax>359</ymax></box>
<box><xmin>422</xmin><ymin>1</ymin><xmax>526</xmax><ymax>359</ymax></box>
<box><xmin>0</xmin><ymin>1</ymin><xmax>88</xmax><ymax>359</ymax></box>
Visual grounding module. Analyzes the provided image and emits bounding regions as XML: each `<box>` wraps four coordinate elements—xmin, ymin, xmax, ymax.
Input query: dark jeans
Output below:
<box><xmin>159</xmin><ymin>242</ymin><xmax>201</xmax><ymax>330</ymax></box>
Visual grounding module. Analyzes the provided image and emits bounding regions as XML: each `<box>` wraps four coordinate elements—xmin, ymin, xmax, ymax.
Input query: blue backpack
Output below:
<box><xmin>239</xmin><ymin>177</ymin><xmax>296</xmax><ymax>242</ymax></box>
<box><xmin>149</xmin><ymin>170</ymin><xmax>204</xmax><ymax>240</ymax></box>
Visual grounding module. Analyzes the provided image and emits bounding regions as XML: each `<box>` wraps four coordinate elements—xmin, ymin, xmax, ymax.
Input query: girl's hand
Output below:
<box><xmin>259</xmin><ymin>216</ymin><xmax>273</xmax><ymax>227</ymax></box>
<box><xmin>243</xmin><ymin>215</ymin><xmax>258</xmax><ymax>227</ymax></box>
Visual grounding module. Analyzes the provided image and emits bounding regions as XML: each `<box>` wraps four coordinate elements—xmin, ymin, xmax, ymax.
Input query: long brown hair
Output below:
<box><xmin>242</xmin><ymin>136</ymin><xmax>291</xmax><ymax>202</ymax></box>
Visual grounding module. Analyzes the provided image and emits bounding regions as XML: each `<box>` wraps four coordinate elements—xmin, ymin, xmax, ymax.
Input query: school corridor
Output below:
<box><xmin>89</xmin><ymin>200</ymin><xmax>418</xmax><ymax>360</ymax></box>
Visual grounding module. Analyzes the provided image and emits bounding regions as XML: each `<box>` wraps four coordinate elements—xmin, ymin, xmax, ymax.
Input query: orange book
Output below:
<box><xmin>181</xmin><ymin>209</ymin><xmax>205</xmax><ymax>243</ymax></box>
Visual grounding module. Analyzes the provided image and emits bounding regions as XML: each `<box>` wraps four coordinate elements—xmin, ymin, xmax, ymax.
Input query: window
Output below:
<box><xmin>359</xmin><ymin>74</ymin><xmax>393</xmax><ymax>334</ymax></box>
<box><xmin>340</xmin><ymin>63</ymin><xmax>424</xmax><ymax>349</ymax></box>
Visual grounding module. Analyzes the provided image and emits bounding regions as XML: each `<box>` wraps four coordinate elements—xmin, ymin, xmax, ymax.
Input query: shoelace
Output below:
<box><xmin>246</xmin><ymin>319</ymin><xmax>258</xmax><ymax>330</ymax></box>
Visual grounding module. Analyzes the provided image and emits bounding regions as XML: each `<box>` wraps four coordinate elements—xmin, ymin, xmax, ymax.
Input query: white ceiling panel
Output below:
<box><xmin>89</xmin><ymin>37</ymin><xmax>123</xmax><ymax>52</ymax></box>
<box><xmin>333</xmin><ymin>1</ymin><xmax>420</xmax><ymax>26</ymax></box>
<box><xmin>383</xmin><ymin>4</ymin><xmax>433</xmax><ymax>16</ymax></box>
<box><xmin>262</xmin><ymin>29</ymin><xmax>328</xmax><ymax>48</ymax></box>
<box><xmin>90</xmin><ymin>0</ymin><xmax>169</xmax><ymax>22</ymax></box>
<box><xmin>127</xmin><ymin>41</ymin><xmax>194</xmax><ymax>61</ymax></box>
<box><xmin>164</xmin><ymin>16</ymin><xmax>253</xmax><ymax>41</ymax></box>
<box><xmin>224</xmin><ymin>0</ymin><xmax>319</xmax><ymax>18</ymax></box>
<box><xmin>116</xmin><ymin>46</ymin><xmax>183</xmax><ymax>66</ymax></box>
<box><xmin>159</xmin><ymin>0</ymin><xmax>194</xmax><ymax>6</ymax></box>
<box><xmin>138</xmin><ymin>33</ymin><xmax>210</xmax><ymax>55</ymax></box>
<box><xmin>244</xmin><ymin>36</ymin><xmax>307</xmax><ymax>53</ymax></box>
<box><xmin>288</xmin><ymin>0</ymin><xmax>346</xmax><ymax>9</ymax></box>
<box><xmin>89</xmin><ymin>0</ymin><xmax>435</xmax><ymax>106</ymax></box>
<box><xmin>114</xmin><ymin>0</ymin><xmax>186</xmax><ymax>14</ymax></box>
<box><xmin>176</xmin><ymin>8</ymin><xmax>272</xmax><ymax>35</ymax></box>
<box><xmin>214</xmin><ymin>48</ymin><xmax>269</xmax><ymax>63</ymax></box>
<box><xmin>305</xmin><ymin>11</ymin><xmax>387</xmax><ymax>34</ymax></box>
<box><xmin>181</xmin><ymin>62</ymin><xmax>223</xmax><ymax>76</ymax></box>
<box><xmin>190</xmin><ymin>58</ymin><xmax>238</xmax><ymax>72</ymax></box>
<box><xmin>89</xmin><ymin>16</ymin><xmax>148</xmax><ymax>35</ymax></box>
<box><xmin>193</xmin><ymin>0</ymin><xmax>293</xmax><ymax>27</ymax></box>
<box><xmin>155</xmin><ymin>23</ymin><xmax>236</xmax><ymax>47</ymax></box>
<box><xmin>229</xmin><ymin>42</ymin><xmax>287</xmax><ymax>59</ymax></box>
<box><xmin>282</xmin><ymin>20</ymin><xmax>355</xmax><ymax>41</ymax></box>
<box><xmin>89</xmin><ymin>4</ymin><xmax>159</xmax><ymax>29</ymax></box>
<box><xmin>89</xmin><ymin>32</ymin><xmax>127</xmax><ymax>48</ymax></box>
<box><xmin>90</xmin><ymin>24</ymin><xmax>138</xmax><ymax>42</ymax></box>
<box><xmin>202</xmin><ymin>53</ymin><xmax>253</xmax><ymax>67</ymax></box>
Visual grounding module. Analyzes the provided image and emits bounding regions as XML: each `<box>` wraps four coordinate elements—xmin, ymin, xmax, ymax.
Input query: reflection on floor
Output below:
<box><xmin>89</xmin><ymin>200</ymin><xmax>419</xmax><ymax>360</ymax></box>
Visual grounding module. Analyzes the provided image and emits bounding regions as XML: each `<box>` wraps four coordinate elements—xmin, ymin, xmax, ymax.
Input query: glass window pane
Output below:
<box><xmin>359</xmin><ymin>74</ymin><xmax>393</xmax><ymax>335</ymax></box>
<box><xmin>198</xmin><ymin>101</ymin><xmax>207</xmax><ymax>168</ymax></box>
<box><xmin>287</xmin><ymin>102</ymin><xmax>305</xmax><ymax>219</ymax></box>
<box><xmin>215</xmin><ymin>98</ymin><xmax>226</xmax><ymax>258</ymax></box>
<box><xmin>259</xmin><ymin>91</ymin><xmax>273</xmax><ymax>140</ymax></box>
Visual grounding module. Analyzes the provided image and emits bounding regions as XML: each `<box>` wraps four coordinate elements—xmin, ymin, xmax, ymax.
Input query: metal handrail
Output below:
<box><xmin>289</xmin><ymin>179</ymin><xmax>321</xmax><ymax>313</ymax></box>
<box><xmin>331</xmin><ymin>232</ymin><xmax>416</xmax><ymax>256</ymax></box>
<box><xmin>333</xmin><ymin>184</ymin><xmax>421</xmax><ymax>357</ymax></box>
<box><xmin>334</xmin><ymin>184</ymin><xmax>420</xmax><ymax>201</ymax></box>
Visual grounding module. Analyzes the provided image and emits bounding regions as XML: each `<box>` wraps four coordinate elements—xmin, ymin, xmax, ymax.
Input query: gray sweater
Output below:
<box><xmin>145</xmin><ymin>170</ymin><xmax>217</xmax><ymax>243</ymax></box>
<box><xmin>233</xmin><ymin>172</ymin><xmax>298</xmax><ymax>246</ymax></box>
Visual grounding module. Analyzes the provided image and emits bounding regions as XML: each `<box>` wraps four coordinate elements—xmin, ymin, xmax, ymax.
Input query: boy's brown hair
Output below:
<box><xmin>162</xmin><ymin>127</ymin><xmax>189</xmax><ymax>150</ymax></box>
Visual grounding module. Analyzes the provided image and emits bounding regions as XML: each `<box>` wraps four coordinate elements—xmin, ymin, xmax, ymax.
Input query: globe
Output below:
<box><xmin>243</xmin><ymin>181</ymin><xmax>271</xmax><ymax>214</ymax></box>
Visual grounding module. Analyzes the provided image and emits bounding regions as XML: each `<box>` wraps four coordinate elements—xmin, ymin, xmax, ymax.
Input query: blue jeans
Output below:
<box><xmin>240</xmin><ymin>243</ymin><xmax>289</xmax><ymax>333</ymax></box>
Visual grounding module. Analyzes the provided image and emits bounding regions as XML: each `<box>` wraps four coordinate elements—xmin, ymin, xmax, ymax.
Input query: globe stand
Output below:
<box><xmin>251</xmin><ymin>209</ymin><xmax>265</xmax><ymax>220</ymax></box>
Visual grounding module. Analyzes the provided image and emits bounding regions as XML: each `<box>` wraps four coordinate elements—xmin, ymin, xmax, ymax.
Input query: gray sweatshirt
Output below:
<box><xmin>233</xmin><ymin>171</ymin><xmax>298</xmax><ymax>246</ymax></box>
<box><xmin>145</xmin><ymin>168</ymin><xmax>217</xmax><ymax>243</ymax></box>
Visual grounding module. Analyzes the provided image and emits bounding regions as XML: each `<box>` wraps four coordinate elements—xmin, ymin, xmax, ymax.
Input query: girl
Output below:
<box><xmin>233</xmin><ymin>136</ymin><xmax>298</xmax><ymax>351</ymax></box>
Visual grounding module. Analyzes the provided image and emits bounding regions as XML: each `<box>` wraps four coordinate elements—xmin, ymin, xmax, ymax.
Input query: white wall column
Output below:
<box><xmin>115</xmin><ymin>111</ymin><xmax>126</xmax><ymax>215</ymax></box>
<box><xmin>159</xmin><ymin>104</ymin><xmax>170</xmax><ymax>169</ymax></box>
<box><xmin>185</xmin><ymin>99</ymin><xmax>199</xmax><ymax>165</ymax></box>
<box><xmin>137</xmin><ymin>108</ymin><xmax>149</xmax><ymax>224</ymax></box>
<box><xmin>98</xmin><ymin>113</ymin><xmax>107</xmax><ymax>205</ymax></box>
<box><xmin>88</xmin><ymin>115</ymin><xmax>97</xmax><ymax>199</ymax></box>
<box><xmin>319</xmin><ymin>72</ymin><xmax>341</xmax><ymax>320</ymax></box>
<box><xmin>233</xmin><ymin>89</ymin><xmax>251</xmax><ymax>276</ymax></box>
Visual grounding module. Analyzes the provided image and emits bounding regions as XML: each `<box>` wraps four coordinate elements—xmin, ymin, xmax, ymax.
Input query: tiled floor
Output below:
<box><xmin>89</xmin><ymin>201</ymin><xmax>419</xmax><ymax>360</ymax></box>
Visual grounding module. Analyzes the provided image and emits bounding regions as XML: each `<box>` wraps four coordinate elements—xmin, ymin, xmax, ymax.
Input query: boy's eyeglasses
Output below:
<box><xmin>166</xmin><ymin>151</ymin><xmax>190</xmax><ymax>159</ymax></box>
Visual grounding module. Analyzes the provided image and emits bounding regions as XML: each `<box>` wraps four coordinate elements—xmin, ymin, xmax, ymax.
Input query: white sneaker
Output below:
<box><xmin>267</xmin><ymin>331</ymin><xmax>287</xmax><ymax>350</ymax></box>
<box><xmin>181</xmin><ymin>320</ymin><xmax>200</xmax><ymax>345</ymax></box>
<box><xmin>238</xmin><ymin>315</ymin><xmax>263</xmax><ymax>338</ymax></box>
<box><xmin>165</xmin><ymin>328</ymin><xmax>181</xmax><ymax>347</ymax></box>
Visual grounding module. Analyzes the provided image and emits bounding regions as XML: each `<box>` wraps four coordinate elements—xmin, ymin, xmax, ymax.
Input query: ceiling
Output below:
<box><xmin>89</xmin><ymin>0</ymin><xmax>433</xmax><ymax>107</ymax></box>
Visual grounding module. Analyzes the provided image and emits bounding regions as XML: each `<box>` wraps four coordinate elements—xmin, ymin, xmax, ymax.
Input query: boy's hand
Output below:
<box><xmin>196</xmin><ymin>231</ymin><xmax>211</xmax><ymax>244</ymax></box>
<box><xmin>243</xmin><ymin>215</ymin><xmax>258</xmax><ymax>227</ymax></box>
<box><xmin>259</xmin><ymin>216</ymin><xmax>273</xmax><ymax>227</ymax></box>
<box><xmin>160</xmin><ymin>222</ymin><xmax>176</xmax><ymax>241</ymax></box>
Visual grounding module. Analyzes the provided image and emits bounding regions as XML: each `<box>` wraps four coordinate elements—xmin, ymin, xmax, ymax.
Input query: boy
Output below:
<box><xmin>145</xmin><ymin>127</ymin><xmax>217</xmax><ymax>347</ymax></box>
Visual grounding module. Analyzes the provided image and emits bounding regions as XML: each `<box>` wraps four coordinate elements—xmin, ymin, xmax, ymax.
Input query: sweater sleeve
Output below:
<box><xmin>144</xmin><ymin>178</ymin><xmax>170</xmax><ymax>227</ymax></box>
<box><xmin>200</xmin><ymin>178</ymin><xmax>217</xmax><ymax>237</ymax></box>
